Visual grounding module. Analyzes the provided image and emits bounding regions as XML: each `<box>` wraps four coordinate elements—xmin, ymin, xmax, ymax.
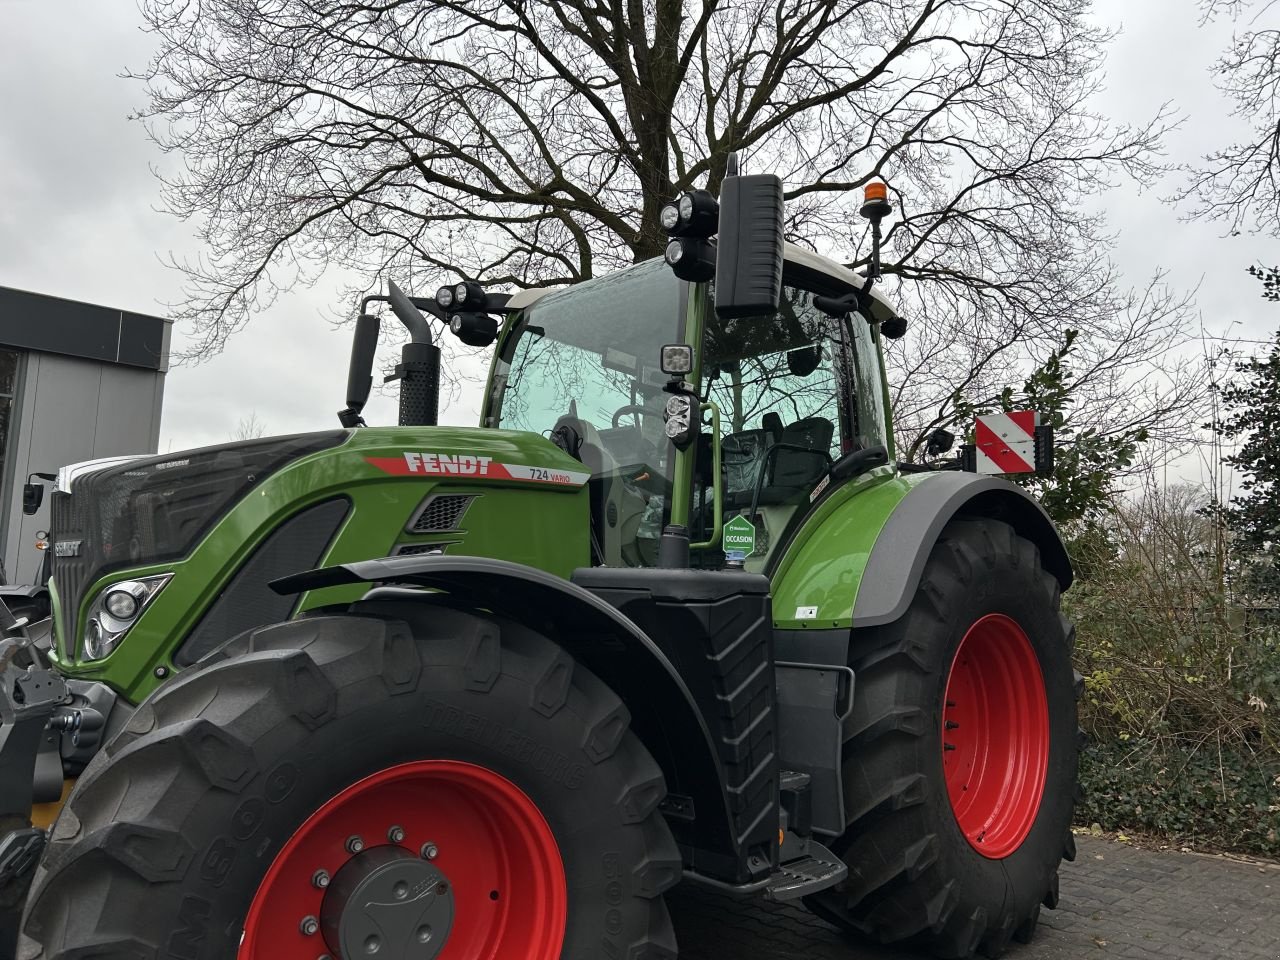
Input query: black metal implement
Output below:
<box><xmin>0</xmin><ymin>598</ymin><xmax>70</xmax><ymax>960</ymax></box>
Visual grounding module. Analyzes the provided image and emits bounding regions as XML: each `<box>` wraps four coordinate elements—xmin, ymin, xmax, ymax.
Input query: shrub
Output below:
<box><xmin>1078</xmin><ymin>739</ymin><xmax>1280</xmax><ymax>857</ymax></box>
<box><xmin>1064</xmin><ymin>483</ymin><xmax>1280</xmax><ymax>856</ymax></box>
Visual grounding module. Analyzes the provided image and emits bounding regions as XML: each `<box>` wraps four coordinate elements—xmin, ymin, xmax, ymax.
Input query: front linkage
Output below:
<box><xmin>0</xmin><ymin>636</ymin><xmax>63</xmax><ymax>954</ymax></box>
<box><xmin>0</xmin><ymin>597</ymin><xmax>109</xmax><ymax>957</ymax></box>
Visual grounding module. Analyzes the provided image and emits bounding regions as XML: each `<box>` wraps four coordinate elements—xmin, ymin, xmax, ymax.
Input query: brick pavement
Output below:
<box><xmin>670</xmin><ymin>835</ymin><xmax>1280</xmax><ymax>960</ymax></box>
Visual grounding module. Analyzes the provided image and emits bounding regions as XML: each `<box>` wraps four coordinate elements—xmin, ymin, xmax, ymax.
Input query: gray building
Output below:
<box><xmin>0</xmin><ymin>286</ymin><xmax>170</xmax><ymax>584</ymax></box>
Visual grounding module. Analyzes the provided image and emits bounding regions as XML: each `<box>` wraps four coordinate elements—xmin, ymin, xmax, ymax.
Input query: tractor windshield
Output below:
<box><xmin>489</xmin><ymin>258</ymin><xmax>680</xmax><ymax>462</ymax></box>
<box><xmin>488</xmin><ymin>256</ymin><xmax>889</xmax><ymax>568</ymax></box>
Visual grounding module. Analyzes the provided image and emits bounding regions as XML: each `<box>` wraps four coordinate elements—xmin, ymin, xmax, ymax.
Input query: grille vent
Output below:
<box><xmin>408</xmin><ymin>495</ymin><xmax>475</xmax><ymax>533</ymax></box>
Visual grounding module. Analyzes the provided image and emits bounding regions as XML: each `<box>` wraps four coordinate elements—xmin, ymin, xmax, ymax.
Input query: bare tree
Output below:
<box><xmin>231</xmin><ymin>411</ymin><xmax>267</xmax><ymax>440</ymax></box>
<box><xmin>136</xmin><ymin>0</ymin><xmax>1201</xmax><ymax>452</ymax></box>
<box><xmin>1178</xmin><ymin>0</ymin><xmax>1280</xmax><ymax>236</ymax></box>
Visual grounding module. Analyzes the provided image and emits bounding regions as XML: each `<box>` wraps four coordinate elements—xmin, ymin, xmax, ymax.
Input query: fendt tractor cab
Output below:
<box><xmin>0</xmin><ymin>167</ymin><xmax>1078</xmax><ymax>960</ymax></box>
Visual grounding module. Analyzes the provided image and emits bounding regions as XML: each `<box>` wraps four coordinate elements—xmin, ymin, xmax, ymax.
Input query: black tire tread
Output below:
<box><xmin>806</xmin><ymin>519</ymin><xmax>1079</xmax><ymax>959</ymax></box>
<box><xmin>20</xmin><ymin>607</ymin><xmax>680</xmax><ymax>960</ymax></box>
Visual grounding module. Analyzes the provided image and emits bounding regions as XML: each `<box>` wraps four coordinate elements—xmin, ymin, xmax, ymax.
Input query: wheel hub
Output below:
<box><xmin>238</xmin><ymin>760</ymin><xmax>567</xmax><ymax>960</ymax></box>
<box><xmin>321</xmin><ymin>846</ymin><xmax>454</xmax><ymax>960</ymax></box>
<box><xmin>942</xmin><ymin>613</ymin><xmax>1050</xmax><ymax>859</ymax></box>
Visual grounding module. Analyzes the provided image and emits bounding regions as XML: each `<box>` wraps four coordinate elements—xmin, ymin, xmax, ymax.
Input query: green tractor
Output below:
<box><xmin>0</xmin><ymin>170</ymin><xmax>1078</xmax><ymax>960</ymax></box>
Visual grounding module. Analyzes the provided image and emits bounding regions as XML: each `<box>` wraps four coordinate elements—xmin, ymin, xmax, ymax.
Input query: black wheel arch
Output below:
<box><xmin>851</xmin><ymin>473</ymin><xmax>1072</xmax><ymax>629</ymax></box>
<box><xmin>273</xmin><ymin>554</ymin><xmax>745</xmax><ymax>879</ymax></box>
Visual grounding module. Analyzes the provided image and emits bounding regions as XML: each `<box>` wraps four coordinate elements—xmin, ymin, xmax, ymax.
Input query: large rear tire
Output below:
<box><xmin>19</xmin><ymin>604</ymin><xmax>681</xmax><ymax>960</ymax></box>
<box><xmin>807</xmin><ymin>518</ymin><xmax>1078</xmax><ymax>959</ymax></box>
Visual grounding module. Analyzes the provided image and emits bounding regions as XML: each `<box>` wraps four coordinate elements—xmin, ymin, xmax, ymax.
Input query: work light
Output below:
<box><xmin>660</xmin><ymin>344</ymin><xmax>693</xmax><ymax>376</ymax></box>
<box><xmin>664</xmin><ymin>238</ymin><xmax>716</xmax><ymax>282</ymax></box>
<box><xmin>452</xmin><ymin>280</ymin><xmax>486</xmax><ymax>309</ymax></box>
<box><xmin>663</xmin><ymin>393</ymin><xmax>696</xmax><ymax>447</ymax></box>
<box><xmin>449</xmin><ymin>312</ymin><xmax>499</xmax><ymax>347</ymax></box>
<box><xmin>660</xmin><ymin>189</ymin><xmax>719</xmax><ymax>238</ymax></box>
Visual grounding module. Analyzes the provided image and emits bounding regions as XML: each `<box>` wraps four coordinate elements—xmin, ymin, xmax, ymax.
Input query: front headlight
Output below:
<box><xmin>82</xmin><ymin>574</ymin><xmax>170</xmax><ymax>662</ymax></box>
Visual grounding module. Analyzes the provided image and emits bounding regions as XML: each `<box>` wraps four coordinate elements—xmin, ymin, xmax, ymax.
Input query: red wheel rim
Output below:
<box><xmin>238</xmin><ymin>760</ymin><xmax>566</xmax><ymax>960</ymax></box>
<box><xmin>942</xmin><ymin>613</ymin><xmax>1049</xmax><ymax>859</ymax></box>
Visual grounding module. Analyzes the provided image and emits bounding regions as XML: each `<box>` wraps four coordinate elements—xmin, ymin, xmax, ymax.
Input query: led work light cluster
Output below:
<box><xmin>433</xmin><ymin>281</ymin><xmax>498</xmax><ymax>347</ymax></box>
<box><xmin>660</xmin><ymin>189</ymin><xmax>719</xmax><ymax>282</ymax></box>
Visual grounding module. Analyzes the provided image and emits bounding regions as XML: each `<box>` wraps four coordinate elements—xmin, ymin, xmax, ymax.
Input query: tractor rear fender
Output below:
<box><xmin>852</xmin><ymin>472</ymin><xmax>1071</xmax><ymax>628</ymax></box>
<box><xmin>770</xmin><ymin>471</ymin><xmax>1071</xmax><ymax>632</ymax></box>
<box><xmin>271</xmin><ymin>554</ymin><xmax>746</xmax><ymax>881</ymax></box>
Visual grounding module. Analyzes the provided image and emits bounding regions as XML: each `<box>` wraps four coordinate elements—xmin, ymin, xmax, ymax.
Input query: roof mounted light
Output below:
<box><xmin>665</xmin><ymin>238</ymin><xmax>716</xmax><ymax>282</ymax></box>
<box><xmin>660</xmin><ymin>189</ymin><xmax>719</xmax><ymax>238</ymax></box>
<box><xmin>857</xmin><ymin>177</ymin><xmax>894</xmax><ymax>300</ymax></box>
<box><xmin>452</xmin><ymin>280</ymin><xmax>486</xmax><ymax>309</ymax></box>
<box><xmin>860</xmin><ymin>180</ymin><xmax>892</xmax><ymax>222</ymax></box>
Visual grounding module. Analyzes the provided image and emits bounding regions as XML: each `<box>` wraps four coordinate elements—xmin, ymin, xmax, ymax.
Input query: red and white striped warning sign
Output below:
<box><xmin>973</xmin><ymin>411</ymin><xmax>1039</xmax><ymax>474</ymax></box>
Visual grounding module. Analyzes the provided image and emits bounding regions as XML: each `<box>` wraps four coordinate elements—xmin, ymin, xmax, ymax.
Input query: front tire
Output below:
<box><xmin>807</xmin><ymin>518</ymin><xmax>1078</xmax><ymax>958</ymax></box>
<box><xmin>20</xmin><ymin>604</ymin><xmax>681</xmax><ymax>960</ymax></box>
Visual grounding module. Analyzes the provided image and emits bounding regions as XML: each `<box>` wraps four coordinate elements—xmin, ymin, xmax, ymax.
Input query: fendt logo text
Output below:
<box><xmin>403</xmin><ymin>453</ymin><xmax>493</xmax><ymax>475</ymax></box>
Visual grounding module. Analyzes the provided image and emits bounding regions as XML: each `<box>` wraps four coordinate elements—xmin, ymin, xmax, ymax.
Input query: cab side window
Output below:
<box><xmin>700</xmin><ymin>285</ymin><xmax>851</xmax><ymax>567</ymax></box>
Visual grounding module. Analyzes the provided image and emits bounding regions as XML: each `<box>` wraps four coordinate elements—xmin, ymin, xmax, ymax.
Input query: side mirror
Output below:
<box><xmin>23</xmin><ymin>483</ymin><xmax>44</xmax><ymax>516</ymax></box>
<box><xmin>925</xmin><ymin>428</ymin><xmax>955</xmax><ymax>457</ymax></box>
<box><xmin>714</xmin><ymin>173</ymin><xmax>785</xmax><ymax>320</ymax></box>
<box><xmin>786</xmin><ymin>345</ymin><xmax>822</xmax><ymax>377</ymax></box>
<box><xmin>22</xmin><ymin>473</ymin><xmax>55</xmax><ymax>516</ymax></box>
<box><xmin>340</xmin><ymin>313</ymin><xmax>381</xmax><ymax>427</ymax></box>
<box><xmin>881</xmin><ymin>315</ymin><xmax>908</xmax><ymax>340</ymax></box>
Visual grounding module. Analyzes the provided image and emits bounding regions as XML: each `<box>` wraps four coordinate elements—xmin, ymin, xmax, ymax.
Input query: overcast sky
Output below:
<box><xmin>1</xmin><ymin>0</ymin><xmax>1277</xmax><ymax>479</ymax></box>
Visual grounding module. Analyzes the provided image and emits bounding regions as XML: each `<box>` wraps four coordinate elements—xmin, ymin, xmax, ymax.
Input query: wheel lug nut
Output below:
<box><xmin>420</xmin><ymin>841</ymin><xmax>438</xmax><ymax>860</ymax></box>
<box><xmin>387</xmin><ymin>824</ymin><xmax>406</xmax><ymax>843</ymax></box>
<box><xmin>346</xmin><ymin>835</ymin><xmax>365</xmax><ymax>854</ymax></box>
<box><xmin>300</xmin><ymin>915</ymin><xmax>319</xmax><ymax>936</ymax></box>
<box><xmin>312</xmin><ymin>869</ymin><xmax>330</xmax><ymax>889</ymax></box>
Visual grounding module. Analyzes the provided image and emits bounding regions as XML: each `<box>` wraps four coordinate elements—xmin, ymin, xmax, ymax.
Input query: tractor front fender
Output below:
<box><xmin>272</xmin><ymin>555</ymin><xmax>743</xmax><ymax>879</ymax></box>
<box><xmin>771</xmin><ymin>471</ymin><xmax>1071</xmax><ymax>632</ymax></box>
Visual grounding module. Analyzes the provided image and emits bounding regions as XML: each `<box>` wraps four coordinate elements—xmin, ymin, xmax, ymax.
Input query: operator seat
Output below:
<box><xmin>755</xmin><ymin>416</ymin><xmax>834</xmax><ymax>506</ymax></box>
<box><xmin>762</xmin><ymin>412</ymin><xmax>784</xmax><ymax>444</ymax></box>
<box><xmin>550</xmin><ymin>414</ymin><xmax>615</xmax><ymax>475</ymax></box>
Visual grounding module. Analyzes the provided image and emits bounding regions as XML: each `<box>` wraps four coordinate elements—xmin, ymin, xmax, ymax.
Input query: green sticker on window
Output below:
<box><xmin>723</xmin><ymin>514</ymin><xmax>757</xmax><ymax>558</ymax></box>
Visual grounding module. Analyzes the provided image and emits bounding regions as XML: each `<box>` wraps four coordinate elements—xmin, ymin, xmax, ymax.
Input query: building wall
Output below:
<box><xmin>2</xmin><ymin>351</ymin><xmax>165</xmax><ymax>583</ymax></box>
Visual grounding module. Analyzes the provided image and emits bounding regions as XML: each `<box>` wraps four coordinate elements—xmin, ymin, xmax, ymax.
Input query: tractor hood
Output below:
<box><xmin>55</xmin><ymin>454</ymin><xmax>152</xmax><ymax>494</ymax></box>
<box><xmin>47</xmin><ymin>426</ymin><xmax>592</xmax><ymax>698</ymax></box>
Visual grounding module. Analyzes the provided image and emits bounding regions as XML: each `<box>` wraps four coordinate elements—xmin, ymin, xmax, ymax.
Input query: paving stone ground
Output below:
<box><xmin>669</xmin><ymin>835</ymin><xmax>1280</xmax><ymax>960</ymax></box>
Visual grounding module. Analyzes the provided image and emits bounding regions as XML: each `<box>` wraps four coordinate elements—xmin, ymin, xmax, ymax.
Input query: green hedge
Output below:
<box><xmin>1076</xmin><ymin>739</ymin><xmax>1280</xmax><ymax>858</ymax></box>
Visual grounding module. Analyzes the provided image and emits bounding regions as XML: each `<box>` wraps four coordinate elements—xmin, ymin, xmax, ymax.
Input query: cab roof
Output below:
<box><xmin>505</xmin><ymin>243</ymin><xmax>900</xmax><ymax>322</ymax></box>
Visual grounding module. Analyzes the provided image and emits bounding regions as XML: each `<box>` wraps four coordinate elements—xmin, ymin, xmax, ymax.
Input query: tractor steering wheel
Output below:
<box><xmin>611</xmin><ymin>404</ymin><xmax>653</xmax><ymax>428</ymax></box>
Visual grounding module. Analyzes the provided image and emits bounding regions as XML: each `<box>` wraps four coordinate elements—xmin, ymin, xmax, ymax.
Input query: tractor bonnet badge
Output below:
<box><xmin>404</xmin><ymin>452</ymin><xmax>493</xmax><ymax>475</ymax></box>
<box><xmin>364</xmin><ymin>452</ymin><xmax>591</xmax><ymax>486</ymax></box>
